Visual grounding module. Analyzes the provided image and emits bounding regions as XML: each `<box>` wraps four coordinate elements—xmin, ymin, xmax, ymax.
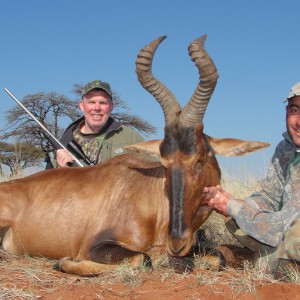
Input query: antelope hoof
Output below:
<box><xmin>210</xmin><ymin>249</ymin><xmax>226</xmax><ymax>271</ymax></box>
<box><xmin>199</xmin><ymin>249</ymin><xmax>226</xmax><ymax>271</ymax></box>
<box><xmin>53</xmin><ymin>257</ymin><xmax>73</xmax><ymax>272</ymax></box>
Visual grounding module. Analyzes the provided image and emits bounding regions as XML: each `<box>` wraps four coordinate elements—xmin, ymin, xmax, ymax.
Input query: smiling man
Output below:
<box><xmin>286</xmin><ymin>87</ymin><xmax>300</xmax><ymax>148</ymax></box>
<box><xmin>203</xmin><ymin>82</ymin><xmax>300</xmax><ymax>279</ymax></box>
<box><xmin>50</xmin><ymin>80</ymin><xmax>144</xmax><ymax>168</ymax></box>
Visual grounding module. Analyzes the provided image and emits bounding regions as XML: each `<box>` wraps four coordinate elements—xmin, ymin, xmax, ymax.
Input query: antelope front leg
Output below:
<box><xmin>53</xmin><ymin>253</ymin><xmax>150</xmax><ymax>276</ymax></box>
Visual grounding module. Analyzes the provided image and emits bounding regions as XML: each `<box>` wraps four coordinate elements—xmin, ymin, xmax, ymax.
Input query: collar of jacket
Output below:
<box><xmin>282</xmin><ymin>131</ymin><xmax>300</xmax><ymax>152</ymax></box>
<box><xmin>66</xmin><ymin>116</ymin><xmax>122</xmax><ymax>135</ymax></box>
<box><xmin>60</xmin><ymin>116</ymin><xmax>123</xmax><ymax>145</ymax></box>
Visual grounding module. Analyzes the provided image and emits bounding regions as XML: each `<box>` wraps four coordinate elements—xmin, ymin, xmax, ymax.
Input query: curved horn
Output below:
<box><xmin>136</xmin><ymin>35</ymin><xmax>182</xmax><ymax>125</ymax></box>
<box><xmin>180</xmin><ymin>35</ymin><xmax>218</xmax><ymax>126</ymax></box>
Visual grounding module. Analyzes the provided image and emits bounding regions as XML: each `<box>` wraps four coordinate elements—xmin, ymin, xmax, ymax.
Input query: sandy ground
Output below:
<box><xmin>0</xmin><ymin>250</ymin><xmax>299</xmax><ymax>300</ymax></box>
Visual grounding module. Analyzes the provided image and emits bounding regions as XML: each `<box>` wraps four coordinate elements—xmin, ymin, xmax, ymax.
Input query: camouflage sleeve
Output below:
<box><xmin>244</xmin><ymin>142</ymin><xmax>287</xmax><ymax>211</ymax></box>
<box><xmin>227</xmin><ymin>199</ymin><xmax>300</xmax><ymax>247</ymax></box>
<box><xmin>226</xmin><ymin>139</ymin><xmax>297</xmax><ymax>247</ymax></box>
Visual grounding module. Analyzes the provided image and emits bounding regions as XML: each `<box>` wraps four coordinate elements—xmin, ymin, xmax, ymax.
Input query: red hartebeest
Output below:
<box><xmin>0</xmin><ymin>35</ymin><xmax>269</xmax><ymax>276</ymax></box>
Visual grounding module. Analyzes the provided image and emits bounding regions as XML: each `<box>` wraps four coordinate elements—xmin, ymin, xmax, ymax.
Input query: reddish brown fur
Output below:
<box><xmin>0</xmin><ymin>155</ymin><xmax>167</xmax><ymax>273</ymax></box>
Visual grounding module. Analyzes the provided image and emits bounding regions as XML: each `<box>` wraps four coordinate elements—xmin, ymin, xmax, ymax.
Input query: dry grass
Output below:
<box><xmin>226</xmin><ymin>261</ymin><xmax>276</xmax><ymax>296</ymax></box>
<box><xmin>0</xmin><ymin>247</ymin><xmax>298</xmax><ymax>299</ymax></box>
<box><xmin>0</xmin><ymin>287</ymin><xmax>35</xmax><ymax>300</ymax></box>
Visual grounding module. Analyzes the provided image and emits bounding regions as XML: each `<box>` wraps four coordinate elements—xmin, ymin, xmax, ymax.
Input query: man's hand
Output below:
<box><xmin>203</xmin><ymin>185</ymin><xmax>232</xmax><ymax>216</ymax></box>
<box><xmin>56</xmin><ymin>149</ymin><xmax>74</xmax><ymax>167</ymax></box>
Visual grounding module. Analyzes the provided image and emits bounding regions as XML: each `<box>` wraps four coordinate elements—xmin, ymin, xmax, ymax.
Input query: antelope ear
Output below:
<box><xmin>206</xmin><ymin>135</ymin><xmax>270</xmax><ymax>157</ymax></box>
<box><xmin>124</xmin><ymin>140</ymin><xmax>162</xmax><ymax>160</ymax></box>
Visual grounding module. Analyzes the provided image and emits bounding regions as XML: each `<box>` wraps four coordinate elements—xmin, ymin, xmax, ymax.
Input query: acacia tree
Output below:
<box><xmin>1</xmin><ymin>85</ymin><xmax>156</xmax><ymax>171</ymax></box>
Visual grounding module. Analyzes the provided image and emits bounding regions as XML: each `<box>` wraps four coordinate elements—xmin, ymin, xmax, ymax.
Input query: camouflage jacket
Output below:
<box><xmin>227</xmin><ymin>131</ymin><xmax>300</xmax><ymax>247</ymax></box>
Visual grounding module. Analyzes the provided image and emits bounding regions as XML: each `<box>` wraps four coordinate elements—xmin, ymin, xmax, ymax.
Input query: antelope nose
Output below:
<box><xmin>168</xmin><ymin>238</ymin><xmax>187</xmax><ymax>256</ymax></box>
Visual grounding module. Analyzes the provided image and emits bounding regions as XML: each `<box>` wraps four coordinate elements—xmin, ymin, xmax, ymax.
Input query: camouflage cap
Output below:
<box><xmin>81</xmin><ymin>80</ymin><xmax>112</xmax><ymax>99</ymax></box>
<box><xmin>285</xmin><ymin>82</ymin><xmax>300</xmax><ymax>102</ymax></box>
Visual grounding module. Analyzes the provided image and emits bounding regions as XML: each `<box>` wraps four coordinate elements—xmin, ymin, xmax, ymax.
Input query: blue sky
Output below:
<box><xmin>1</xmin><ymin>1</ymin><xmax>299</xmax><ymax>178</ymax></box>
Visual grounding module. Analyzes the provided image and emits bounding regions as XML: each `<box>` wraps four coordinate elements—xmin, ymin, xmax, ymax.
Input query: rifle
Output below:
<box><xmin>4</xmin><ymin>88</ymin><xmax>94</xmax><ymax>167</ymax></box>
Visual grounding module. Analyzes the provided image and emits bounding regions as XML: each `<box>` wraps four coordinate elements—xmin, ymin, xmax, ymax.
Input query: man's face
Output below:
<box><xmin>286</xmin><ymin>96</ymin><xmax>300</xmax><ymax>147</ymax></box>
<box><xmin>79</xmin><ymin>89</ymin><xmax>113</xmax><ymax>134</ymax></box>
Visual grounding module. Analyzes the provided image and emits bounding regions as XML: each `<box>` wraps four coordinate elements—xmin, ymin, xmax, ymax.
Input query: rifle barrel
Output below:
<box><xmin>4</xmin><ymin>88</ymin><xmax>85</xmax><ymax>167</ymax></box>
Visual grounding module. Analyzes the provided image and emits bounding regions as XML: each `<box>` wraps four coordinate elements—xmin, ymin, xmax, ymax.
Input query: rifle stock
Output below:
<box><xmin>4</xmin><ymin>88</ymin><xmax>93</xmax><ymax>167</ymax></box>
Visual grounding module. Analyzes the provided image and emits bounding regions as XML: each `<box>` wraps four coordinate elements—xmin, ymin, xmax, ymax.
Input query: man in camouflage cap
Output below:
<box><xmin>50</xmin><ymin>80</ymin><xmax>143</xmax><ymax>168</ymax></box>
<box><xmin>203</xmin><ymin>82</ymin><xmax>300</xmax><ymax>279</ymax></box>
